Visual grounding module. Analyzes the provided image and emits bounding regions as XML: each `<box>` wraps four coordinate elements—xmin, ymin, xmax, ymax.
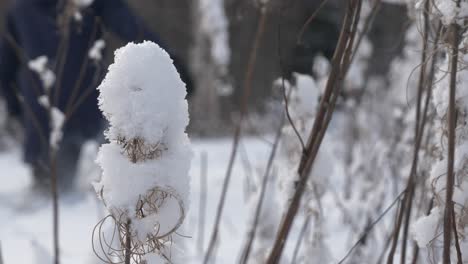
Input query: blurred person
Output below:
<box><xmin>0</xmin><ymin>0</ymin><xmax>193</xmax><ymax>194</ymax></box>
<box><xmin>291</xmin><ymin>1</ymin><xmax>341</xmax><ymax>75</ymax></box>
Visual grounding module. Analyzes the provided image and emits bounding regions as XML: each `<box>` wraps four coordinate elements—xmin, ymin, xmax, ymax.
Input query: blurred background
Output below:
<box><xmin>0</xmin><ymin>0</ymin><xmax>422</xmax><ymax>263</ymax></box>
<box><xmin>0</xmin><ymin>0</ymin><xmax>408</xmax><ymax>136</ymax></box>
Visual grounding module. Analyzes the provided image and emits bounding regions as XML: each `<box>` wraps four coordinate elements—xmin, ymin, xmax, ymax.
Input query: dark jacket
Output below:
<box><xmin>0</xmin><ymin>0</ymin><xmax>192</xmax><ymax>164</ymax></box>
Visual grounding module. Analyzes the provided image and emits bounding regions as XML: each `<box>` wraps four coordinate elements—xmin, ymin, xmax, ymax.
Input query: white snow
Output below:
<box><xmin>97</xmin><ymin>41</ymin><xmax>189</xmax><ymax>146</ymax></box>
<box><xmin>73</xmin><ymin>0</ymin><xmax>93</xmax><ymax>8</ymax></box>
<box><xmin>94</xmin><ymin>41</ymin><xmax>192</xmax><ymax>260</ymax></box>
<box><xmin>433</xmin><ymin>0</ymin><xmax>459</xmax><ymax>25</ymax></box>
<box><xmin>28</xmin><ymin>56</ymin><xmax>48</xmax><ymax>74</ymax></box>
<box><xmin>37</xmin><ymin>95</ymin><xmax>50</xmax><ymax>108</ymax></box>
<box><xmin>28</xmin><ymin>56</ymin><xmax>56</xmax><ymax>91</ymax></box>
<box><xmin>0</xmin><ymin>138</ymin><xmax>282</xmax><ymax>264</ymax></box>
<box><xmin>411</xmin><ymin>207</ymin><xmax>441</xmax><ymax>248</ymax></box>
<box><xmin>88</xmin><ymin>39</ymin><xmax>105</xmax><ymax>62</ymax></box>
<box><xmin>143</xmin><ymin>252</ymin><xmax>166</xmax><ymax>264</ymax></box>
<box><xmin>50</xmin><ymin>107</ymin><xmax>65</xmax><ymax>150</ymax></box>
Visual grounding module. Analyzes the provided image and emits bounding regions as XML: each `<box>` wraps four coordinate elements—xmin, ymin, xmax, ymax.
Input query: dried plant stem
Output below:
<box><xmin>14</xmin><ymin>91</ymin><xmax>48</xmax><ymax>150</ymax></box>
<box><xmin>49</xmin><ymin>29</ymin><xmax>71</xmax><ymax>262</ymax></box>
<box><xmin>410</xmin><ymin>24</ymin><xmax>443</xmax><ymax>264</ymax></box>
<box><xmin>65</xmin><ymin>65</ymin><xmax>103</xmax><ymax>120</ymax></box>
<box><xmin>203</xmin><ymin>5</ymin><xmax>268</xmax><ymax>264</ymax></box>
<box><xmin>266</xmin><ymin>1</ymin><xmax>362</xmax><ymax>262</ymax></box>
<box><xmin>64</xmin><ymin>18</ymin><xmax>100</xmax><ymax>116</ymax></box>
<box><xmin>452</xmin><ymin>206</ymin><xmax>462</xmax><ymax>264</ymax></box>
<box><xmin>387</xmin><ymin>4</ymin><xmax>435</xmax><ymax>263</ymax></box>
<box><xmin>239</xmin><ymin>112</ymin><xmax>285</xmax><ymax>264</ymax></box>
<box><xmin>4</xmin><ymin>34</ymin><xmax>42</xmax><ymax>97</ymax></box>
<box><xmin>399</xmin><ymin>4</ymin><xmax>431</xmax><ymax>261</ymax></box>
<box><xmin>443</xmin><ymin>16</ymin><xmax>460</xmax><ymax>264</ymax></box>
<box><xmin>338</xmin><ymin>190</ymin><xmax>406</xmax><ymax>264</ymax></box>
<box><xmin>0</xmin><ymin>241</ymin><xmax>4</xmax><ymax>264</ymax></box>
<box><xmin>198</xmin><ymin>151</ymin><xmax>208</xmax><ymax>254</ymax></box>
<box><xmin>50</xmin><ymin>152</ymin><xmax>59</xmax><ymax>264</ymax></box>
<box><xmin>125</xmin><ymin>220</ymin><xmax>131</xmax><ymax>264</ymax></box>
<box><xmin>6</xmin><ymin>28</ymin><xmax>63</xmax><ymax>264</ymax></box>
<box><xmin>377</xmin><ymin>231</ymin><xmax>396</xmax><ymax>264</ymax></box>
<box><xmin>52</xmin><ymin>0</ymin><xmax>74</xmax><ymax>107</ymax></box>
<box><xmin>296</xmin><ymin>0</ymin><xmax>331</xmax><ymax>44</ymax></box>
<box><xmin>410</xmin><ymin>197</ymin><xmax>434</xmax><ymax>264</ymax></box>
<box><xmin>349</xmin><ymin>0</ymin><xmax>381</xmax><ymax>65</ymax></box>
<box><xmin>290</xmin><ymin>215</ymin><xmax>311</xmax><ymax>264</ymax></box>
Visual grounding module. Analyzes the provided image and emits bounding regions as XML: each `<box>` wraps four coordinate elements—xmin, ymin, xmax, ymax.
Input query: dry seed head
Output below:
<box><xmin>117</xmin><ymin>136</ymin><xmax>168</xmax><ymax>163</ymax></box>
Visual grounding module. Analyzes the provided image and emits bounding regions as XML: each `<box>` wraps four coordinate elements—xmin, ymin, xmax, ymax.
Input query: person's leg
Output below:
<box><xmin>31</xmin><ymin>159</ymin><xmax>50</xmax><ymax>193</ymax></box>
<box><xmin>28</xmin><ymin>135</ymin><xmax>82</xmax><ymax>195</ymax></box>
<box><xmin>55</xmin><ymin>135</ymin><xmax>83</xmax><ymax>192</ymax></box>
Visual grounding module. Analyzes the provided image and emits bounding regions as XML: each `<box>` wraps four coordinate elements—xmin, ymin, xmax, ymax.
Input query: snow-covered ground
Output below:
<box><xmin>0</xmin><ymin>137</ymin><xmax>282</xmax><ymax>264</ymax></box>
<box><xmin>0</xmin><ymin>134</ymin><xmax>397</xmax><ymax>263</ymax></box>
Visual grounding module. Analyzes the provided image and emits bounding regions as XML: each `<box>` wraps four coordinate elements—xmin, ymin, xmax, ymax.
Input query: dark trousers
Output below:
<box><xmin>32</xmin><ymin>135</ymin><xmax>83</xmax><ymax>192</ymax></box>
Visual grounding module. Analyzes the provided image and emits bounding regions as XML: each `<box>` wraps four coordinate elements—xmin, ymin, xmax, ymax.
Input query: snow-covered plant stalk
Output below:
<box><xmin>276</xmin><ymin>69</ymin><xmax>337</xmax><ymax>263</ymax></box>
<box><xmin>268</xmin><ymin>1</ymin><xmax>363</xmax><ymax>260</ymax></box>
<box><xmin>411</xmin><ymin>0</ymin><xmax>468</xmax><ymax>262</ymax></box>
<box><xmin>93</xmin><ymin>41</ymin><xmax>192</xmax><ymax>263</ymax></box>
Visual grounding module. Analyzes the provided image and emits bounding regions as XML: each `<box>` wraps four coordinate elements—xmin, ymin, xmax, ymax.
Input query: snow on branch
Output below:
<box><xmin>28</xmin><ymin>56</ymin><xmax>55</xmax><ymax>92</ymax></box>
<box><xmin>89</xmin><ymin>39</ymin><xmax>106</xmax><ymax>62</ymax></box>
<box><xmin>92</xmin><ymin>41</ymin><xmax>192</xmax><ymax>263</ymax></box>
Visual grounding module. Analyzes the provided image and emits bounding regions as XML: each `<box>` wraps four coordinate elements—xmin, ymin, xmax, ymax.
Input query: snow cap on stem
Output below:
<box><xmin>94</xmin><ymin>41</ymin><xmax>192</xmax><ymax>245</ymax></box>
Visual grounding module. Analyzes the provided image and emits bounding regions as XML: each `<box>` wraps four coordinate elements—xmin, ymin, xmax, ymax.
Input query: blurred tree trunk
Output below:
<box><xmin>225</xmin><ymin>0</ymin><xmax>307</xmax><ymax>113</ymax></box>
<box><xmin>367</xmin><ymin>3</ymin><xmax>408</xmax><ymax>77</ymax></box>
<box><xmin>188</xmin><ymin>0</ymin><xmax>224</xmax><ymax>135</ymax></box>
<box><xmin>126</xmin><ymin>0</ymin><xmax>192</xmax><ymax>61</ymax></box>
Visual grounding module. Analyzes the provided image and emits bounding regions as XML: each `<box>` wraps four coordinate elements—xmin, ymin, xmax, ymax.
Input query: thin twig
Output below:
<box><xmin>290</xmin><ymin>215</ymin><xmax>311</xmax><ymax>264</ymax></box>
<box><xmin>411</xmin><ymin>23</ymin><xmax>443</xmax><ymax>264</ymax></box>
<box><xmin>3</xmin><ymin>34</ymin><xmax>43</xmax><ymax>97</ymax></box>
<box><xmin>266</xmin><ymin>1</ymin><xmax>362</xmax><ymax>262</ymax></box>
<box><xmin>452</xmin><ymin>205</ymin><xmax>462</xmax><ymax>264</ymax></box>
<box><xmin>278</xmin><ymin>2</ymin><xmax>305</xmax><ymax>153</ymax></box>
<box><xmin>338</xmin><ymin>189</ymin><xmax>407</xmax><ymax>264</ymax></box>
<box><xmin>411</xmin><ymin>198</ymin><xmax>434</xmax><ymax>264</ymax></box>
<box><xmin>399</xmin><ymin>3</ymin><xmax>431</xmax><ymax>261</ymax></box>
<box><xmin>198</xmin><ymin>151</ymin><xmax>208</xmax><ymax>255</ymax></box>
<box><xmin>282</xmin><ymin>82</ymin><xmax>305</xmax><ymax>153</ymax></box>
<box><xmin>125</xmin><ymin>220</ymin><xmax>131</xmax><ymax>264</ymax></box>
<box><xmin>0</xmin><ymin>241</ymin><xmax>4</xmax><ymax>264</ymax></box>
<box><xmin>348</xmin><ymin>0</ymin><xmax>381</xmax><ymax>66</ymax></box>
<box><xmin>203</xmin><ymin>5</ymin><xmax>269</xmax><ymax>263</ymax></box>
<box><xmin>50</xmin><ymin>151</ymin><xmax>59</xmax><ymax>264</ymax></box>
<box><xmin>64</xmin><ymin>17</ymin><xmax>101</xmax><ymax>116</ymax></box>
<box><xmin>296</xmin><ymin>0</ymin><xmax>331</xmax><ymax>44</ymax></box>
<box><xmin>387</xmin><ymin>4</ymin><xmax>437</xmax><ymax>263</ymax></box>
<box><xmin>239</xmin><ymin>111</ymin><xmax>286</xmax><ymax>264</ymax></box>
<box><xmin>443</xmin><ymin>9</ymin><xmax>460</xmax><ymax>263</ymax></box>
<box><xmin>52</xmin><ymin>0</ymin><xmax>74</xmax><ymax>107</ymax></box>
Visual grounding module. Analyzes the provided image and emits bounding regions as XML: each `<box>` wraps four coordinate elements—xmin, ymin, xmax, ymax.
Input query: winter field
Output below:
<box><xmin>0</xmin><ymin>130</ymin><xmax>410</xmax><ymax>264</ymax></box>
<box><xmin>0</xmin><ymin>138</ymin><xmax>264</xmax><ymax>264</ymax></box>
<box><xmin>2</xmin><ymin>0</ymin><xmax>468</xmax><ymax>263</ymax></box>
<box><xmin>0</xmin><ymin>137</ymin><xmax>353</xmax><ymax>264</ymax></box>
